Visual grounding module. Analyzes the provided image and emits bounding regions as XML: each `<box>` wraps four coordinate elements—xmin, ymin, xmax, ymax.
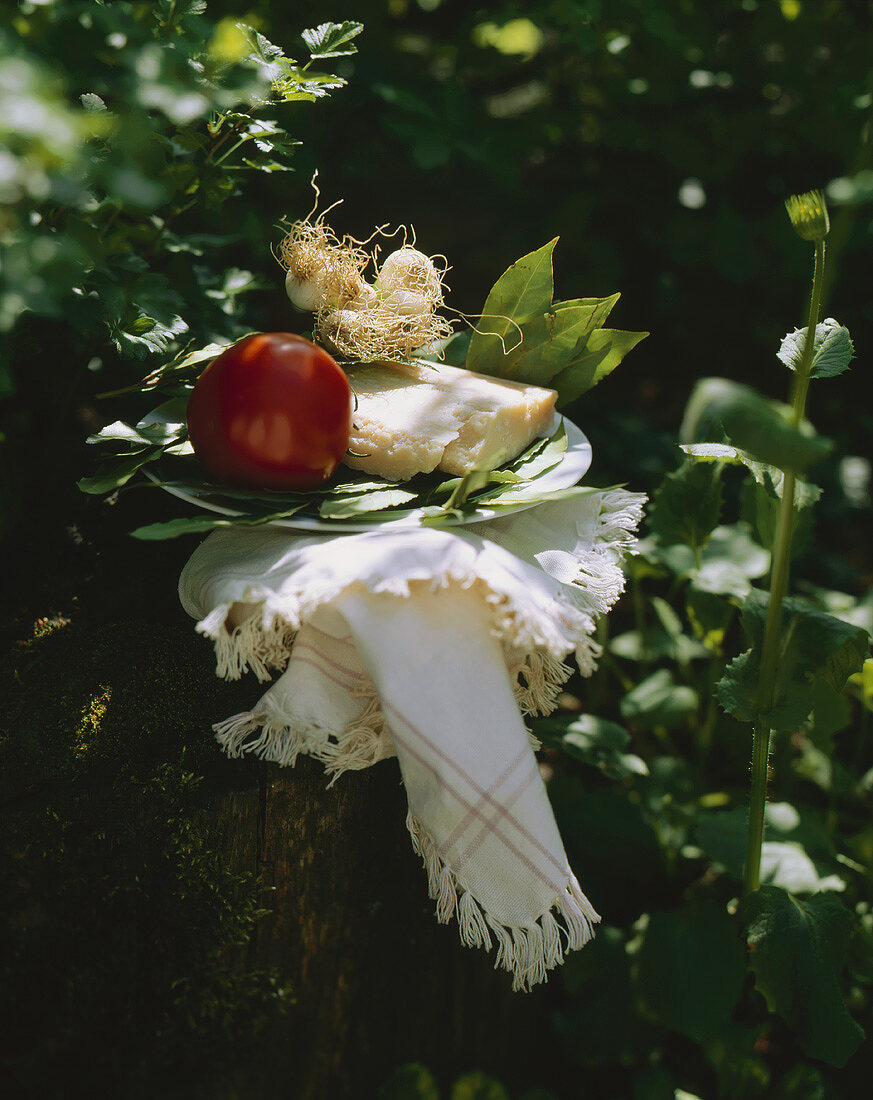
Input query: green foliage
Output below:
<box><xmin>5</xmin><ymin>1</ymin><xmax>873</xmax><ymax>1095</ymax></box>
<box><xmin>778</xmin><ymin>320</ymin><xmax>854</xmax><ymax>380</ymax></box>
<box><xmin>681</xmin><ymin>378</ymin><xmax>832</xmax><ymax>472</ymax></box>
<box><xmin>465</xmin><ymin>238</ymin><xmax>646</xmax><ymax>406</ymax></box>
<box><xmin>637</xmin><ymin>902</ymin><xmax>746</xmax><ymax>1043</ymax></box>
<box><xmin>554</xmin><ymin>925</ymin><xmax>639</xmax><ymax>1065</ymax></box>
<box><xmin>649</xmin><ymin>457</ymin><xmax>723</xmax><ymax>553</ymax></box>
<box><xmin>696</xmin><ymin>804</ymin><xmax>845</xmax><ymax>894</ymax></box>
<box><xmin>742</xmin><ymin>887</ymin><xmax>864</xmax><ymax>1067</ymax></box>
<box><xmin>0</xmin><ymin>2</ymin><xmax>359</xmax><ymax>526</ymax></box>
<box><xmin>533</xmin><ymin>713</ymin><xmax>647</xmax><ymax>779</ymax></box>
<box><xmin>450</xmin><ymin>1073</ymin><xmax>511</xmax><ymax>1100</ymax></box>
<box><xmin>620</xmin><ymin>668</ymin><xmax>699</xmax><ymax>728</ymax></box>
<box><xmin>378</xmin><ymin>1064</ymin><xmax>441</xmax><ymax>1100</ymax></box>
<box><xmin>377</xmin><ymin>1066</ymin><xmax>510</xmax><ymax>1100</ymax></box>
<box><xmin>717</xmin><ymin>592</ymin><xmax>869</xmax><ymax>733</ymax></box>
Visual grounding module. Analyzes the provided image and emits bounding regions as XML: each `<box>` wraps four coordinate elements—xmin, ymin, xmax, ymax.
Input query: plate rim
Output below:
<box><xmin>145</xmin><ymin>414</ymin><xmax>592</xmax><ymax>532</ymax></box>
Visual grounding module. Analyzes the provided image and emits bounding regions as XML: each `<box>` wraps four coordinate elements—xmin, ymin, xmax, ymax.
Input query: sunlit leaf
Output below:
<box><xmin>681</xmin><ymin>378</ymin><xmax>832</xmax><ymax>472</ymax></box>
<box><xmin>717</xmin><ymin>592</ymin><xmax>869</xmax><ymax>731</ymax></box>
<box><xmin>533</xmin><ymin>713</ymin><xmax>648</xmax><ymax>779</ymax></box>
<box><xmin>302</xmin><ymin>21</ymin><xmax>363</xmax><ymax>60</ymax></box>
<box><xmin>551</xmin><ymin>327</ymin><xmax>648</xmax><ymax>406</ymax></box>
<box><xmin>466</xmin><ymin>239</ymin><xmax>557</xmax><ymax>375</ymax></box>
<box><xmin>777</xmin><ymin>318</ymin><xmax>854</xmax><ymax>380</ymax></box>
<box><xmin>649</xmin><ymin>457</ymin><xmax>722</xmax><ymax>552</ymax></box>
<box><xmin>78</xmin><ymin>448</ymin><xmax>163</xmax><ymax>494</ymax></box>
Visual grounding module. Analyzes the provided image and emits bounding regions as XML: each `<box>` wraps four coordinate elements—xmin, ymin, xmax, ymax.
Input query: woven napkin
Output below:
<box><xmin>178</xmin><ymin>490</ymin><xmax>644</xmax><ymax>991</ymax></box>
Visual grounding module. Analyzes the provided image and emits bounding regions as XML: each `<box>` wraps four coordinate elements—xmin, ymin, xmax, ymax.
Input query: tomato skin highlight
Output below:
<box><xmin>186</xmin><ymin>333</ymin><xmax>353</xmax><ymax>490</ymax></box>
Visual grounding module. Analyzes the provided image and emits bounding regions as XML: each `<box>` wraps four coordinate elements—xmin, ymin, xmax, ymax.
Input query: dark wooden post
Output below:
<box><xmin>207</xmin><ymin>756</ymin><xmax>553</xmax><ymax>1098</ymax></box>
<box><xmin>3</xmin><ymin>516</ymin><xmax>557</xmax><ymax>1098</ymax></box>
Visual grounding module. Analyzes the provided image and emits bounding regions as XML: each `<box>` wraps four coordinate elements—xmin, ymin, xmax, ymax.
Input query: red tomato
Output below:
<box><xmin>186</xmin><ymin>333</ymin><xmax>353</xmax><ymax>490</ymax></box>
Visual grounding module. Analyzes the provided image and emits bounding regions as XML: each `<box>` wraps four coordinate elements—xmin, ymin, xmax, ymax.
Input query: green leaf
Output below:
<box><xmin>239</xmin><ymin>25</ymin><xmax>285</xmax><ymax>63</ymax></box>
<box><xmin>442</xmin><ymin>468</ymin><xmax>498</xmax><ymax>511</ymax></box>
<box><xmin>87</xmin><ymin>400</ymin><xmax>188</xmax><ymax>449</ymax></box>
<box><xmin>302</xmin><ymin>21</ymin><xmax>363</xmax><ymax>59</ymax></box>
<box><xmin>696</xmin><ymin>805</ymin><xmax>845</xmax><ymax>894</ymax></box>
<box><xmin>461</xmin><ymin>483</ymin><xmax>603</xmax><ymax>512</ymax></box>
<box><xmin>740</xmin><ymin>477</ymin><xmax>817</xmax><ymax>560</ymax></box>
<box><xmin>637</xmin><ymin>902</ymin><xmax>746</xmax><ymax>1042</ymax></box>
<box><xmin>488</xmin><ymin>300</ymin><xmax>621</xmax><ymax>385</ymax></box>
<box><xmin>809</xmin><ymin>678</ymin><xmax>852</xmax><ymax>751</ymax></box>
<box><xmin>681</xmin><ymin>378</ymin><xmax>832</xmax><ymax>472</ymax></box>
<box><xmin>136</xmin><ymin>397</ymin><xmax>188</xmax><ymax>439</ymax></box>
<box><xmin>318</xmin><ymin>487</ymin><xmax>419</xmax><ymax>518</ymax></box>
<box><xmin>686</xmin><ymin>588</ymin><xmax>734</xmax><ymax>652</ymax></box>
<box><xmin>692</xmin><ymin>525</ymin><xmax>770</xmax><ymax>598</ymax></box>
<box><xmin>112</xmin><ymin>311</ymin><xmax>188</xmax><ymax>360</ymax></box>
<box><xmin>464</xmin><ymin>242</ymin><xmax>643</xmax><ymax>405</ymax></box>
<box><xmin>501</xmin><ymin>421</ymin><xmax>567</xmax><ymax>477</ymax></box>
<box><xmin>553</xmin><ymin>926</ymin><xmax>639</xmax><ymax>1064</ymax></box>
<box><xmin>610</xmin><ymin>628</ymin><xmax>709</xmax><ymax>664</ymax></box>
<box><xmin>466</xmin><ymin>239</ymin><xmax>557</xmax><ymax>374</ymax></box>
<box><xmin>165</xmin><ymin>341</ymin><xmax>230</xmax><ymax>379</ymax></box>
<box><xmin>681</xmin><ymin>442</ymin><xmax>822</xmax><ymax>509</ymax></box>
<box><xmin>647</xmin><ymin>523</ymin><xmax>769</xmax><ymax>597</ymax></box>
<box><xmin>78</xmin><ymin>449</ymin><xmax>163</xmax><ymax>494</ymax></box>
<box><xmin>649</xmin><ymin>458</ymin><xmax>722</xmax><ymax>552</ymax></box>
<box><xmin>741</xmin><ymin>887</ymin><xmax>864</xmax><ymax>1066</ymax></box>
<box><xmin>377</xmin><ymin>1063</ymin><xmax>440</xmax><ymax>1100</ymax></box>
<box><xmin>87</xmin><ymin>421</ymin><xmax>162</xmax><ymax>448</ymax></box>
<box><xmin>450</xmin><ymin>1072</ymin><xmax>509</xmax><ymax>1100</ymax></box>
<box><xmin>550</xmin><ymin>327</ymin><xmax>648</xmax><ymax>406</ymax></box>
<box><xmin>777</xmin><ymin>319</ymin><xmax>854</xmax><ymax>380</ymax></box>
<box><xmin>555</xmin><ymin>293</ymin><xmax>620</xmax><ymax>328</ymax></box>
<box><xmin>620</xmin><ymin>669</ymin><xmax>699</xmax><ymax>729</ymax></box>
<box><xmin>717</xmin><ymin>591</ymin><xmax>869</xmax><ymax>732</ymax></box>
<box><xmin>533</xmin><ymin>713</ymin><xmax>648</xmax><ymax>779</ymax></box>
<box><xmin>80</xmin><ymin>92</ymin><xmax>107</xmax><ymax>113</ymax></box>
<box><xmin>131</xmin><ymin>508</ymin><xmax>305</xmax><ymax>540</ymax></box>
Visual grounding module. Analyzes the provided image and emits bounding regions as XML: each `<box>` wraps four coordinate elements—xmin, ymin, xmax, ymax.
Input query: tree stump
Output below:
<box><xmin>3</xmin><ymin>509</ymin><xmax>558</xmax><ymax>1099</ymax></box>
<box><xmin>207</xmin><ymin>757</ymin><xmax>553</xmax><ymax>1099</ymax></box>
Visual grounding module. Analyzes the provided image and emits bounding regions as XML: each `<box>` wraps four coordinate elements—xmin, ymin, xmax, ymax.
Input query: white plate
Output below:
<box><xmin>150</xmin><ymin>414</ymin><xmax>592</xmax><ymax>532</ymax></box>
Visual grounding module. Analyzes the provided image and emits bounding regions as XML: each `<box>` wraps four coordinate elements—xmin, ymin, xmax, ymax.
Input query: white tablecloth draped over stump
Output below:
<box><xmin>179</xmin><ymin>489</ymin><xmax>645</xmax><ymax>991</ymax></box>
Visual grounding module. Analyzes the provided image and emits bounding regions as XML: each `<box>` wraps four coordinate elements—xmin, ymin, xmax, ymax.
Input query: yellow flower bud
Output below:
<box><xmin>784</xmin><ymin>190</ymin><xmax>830</xmax><ymax>242</ymax></box>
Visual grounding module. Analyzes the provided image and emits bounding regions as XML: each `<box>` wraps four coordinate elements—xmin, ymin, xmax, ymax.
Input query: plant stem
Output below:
<box><xmin>742</xmin><ymin>238</ymin><xmax>826</xmax><ymax>896</ymax></box>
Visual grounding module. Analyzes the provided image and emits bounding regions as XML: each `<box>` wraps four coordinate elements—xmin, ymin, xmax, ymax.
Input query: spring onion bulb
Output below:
<box><xmin>278</xmin><ymin>215</ymin><xmax>452</xmax><ymax>361</ymax></box>
<box><xmin>278</xmin><ymin>218</ymin><xmax>366</xmax><ymax>313</ymax></box>
<box><xmin>376</xmin><ymin>247</ymin><xmax>443</xmax><ymax>306</ymax></box>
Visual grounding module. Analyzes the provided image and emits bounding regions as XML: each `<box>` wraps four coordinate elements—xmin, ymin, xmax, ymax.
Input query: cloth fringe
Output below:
<box><xmin>197</xmin><ymin>486</ymin><xmax>645</xmax><ymax>688</ymax></box>
<box><xmin>510</xmin><ymin>648</ymin><xmax>573</xmax><ymax>717</ymax></box>
<box><xmin>405</xmin><ymin>811</ymin><xmax>599</xmax><ymax>993</ymax></box>
<box><xmin>204</xmin><ymin>488</ymin><xmax>646</xmax><ymax>778</ymax></box>
<box><xmin>213</xmin><ymin>692</ymin><xmax>394</xmax><ymax>783</ymax></box>
<box><xmin>568</xmin><ymin>490</ymin><xmax>646</xmax><ymax>620</ymax></box>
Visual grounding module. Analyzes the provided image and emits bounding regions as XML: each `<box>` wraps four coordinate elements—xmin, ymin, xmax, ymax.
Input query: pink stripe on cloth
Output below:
<box><xmin>292</xmin><ymin>642</ymin><xmax>368</xmax><ymax>681</ymax></box>
<box><xmin>383</xmin><ymin>701</ymin><xmax>565</xmax><ymax>894</ymax></box>
<box><xmin>441</xmin><ymin>743</ymin><xmax>531</xmax><ymax>853</ymax></box>
<box><xmin>452</xmin><ymin>766</ymin><xmax>540</xmax><ymax>876</ymax></box>
<box><xmin>292</xmin><ymin>655</ymin><xmax>363</xmax><ymax>694</ymax></box>
<box><xmin>384</xmin><ymin>700</ymin><xmax>568</xmax><ymax>881</ymax></box>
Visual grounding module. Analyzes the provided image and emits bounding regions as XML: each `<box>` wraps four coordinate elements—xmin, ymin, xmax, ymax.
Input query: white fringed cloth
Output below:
<box><xmin>179</xmin><ymin>490</ymin><xmax>645</xmax><ymax>991</ymax></box>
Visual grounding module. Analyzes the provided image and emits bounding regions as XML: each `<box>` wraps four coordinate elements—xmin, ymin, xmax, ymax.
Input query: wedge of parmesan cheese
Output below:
<box><xmin>343</xmin><ymin>360</ymin><xmax>557</xmax><ymax>482</ymax></box>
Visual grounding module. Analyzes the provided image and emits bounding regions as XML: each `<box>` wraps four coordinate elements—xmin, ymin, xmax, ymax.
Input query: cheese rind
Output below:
<box><xmin>343</xmin><ymin>360</ymin><xmax>557</xmax><ymax>481</ymax></box>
